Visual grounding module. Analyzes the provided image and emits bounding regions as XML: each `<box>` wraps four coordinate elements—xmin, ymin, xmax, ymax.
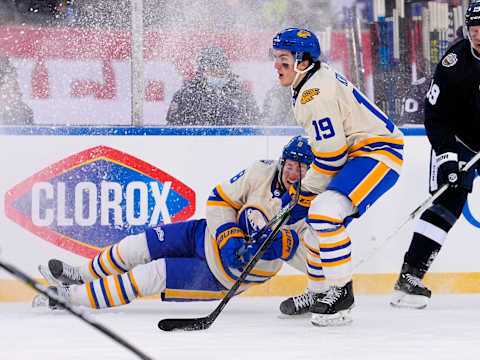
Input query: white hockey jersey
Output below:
<box><xmin>204</xmin><ymin>160</ymin><xmax>308</xmax><ymax>292</ymax></box>
<box><xmin>293</xmin><ymin>64</ymin><xmax>404</xmax><ymax>194</ymax></box>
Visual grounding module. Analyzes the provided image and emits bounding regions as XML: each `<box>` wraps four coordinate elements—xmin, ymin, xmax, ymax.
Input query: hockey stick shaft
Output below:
<box><xmin>354</xmin><ymin>150</ymin><xmax>480</xmax><ymax>269</ymax></box>
<box><xmin>0</xmin><ymin>259</ymin><xmax>154</xmax><ymax>360</ymax></box>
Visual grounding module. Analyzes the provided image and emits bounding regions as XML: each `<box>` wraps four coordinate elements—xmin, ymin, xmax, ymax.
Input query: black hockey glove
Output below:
<box><xmin>436</xmin><ymin>152</ymin><xmax>460</xmax><ymax>187</ymax></box>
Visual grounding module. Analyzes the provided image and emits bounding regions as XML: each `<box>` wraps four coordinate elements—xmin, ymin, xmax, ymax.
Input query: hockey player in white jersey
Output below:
<box><xmin>33</xmin><ymin>137</ymin><xmax>315</xmax><ymax>311</ymax></box>
<box><xmin>271</xmin><ymin>28</ymin><xmax>404</xmax><ymax>326</ymax></box>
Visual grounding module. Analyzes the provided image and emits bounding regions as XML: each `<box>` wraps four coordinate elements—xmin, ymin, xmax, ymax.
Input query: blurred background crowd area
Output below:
<box><xmin>0</xmin><ymin>0</ymin><xmax>344</xmax><ymax>32</ymax></box>
<box><xmin>0</xmin><ymin>0</ymin><xmax>470</xmax><ymax>127</ymax></box>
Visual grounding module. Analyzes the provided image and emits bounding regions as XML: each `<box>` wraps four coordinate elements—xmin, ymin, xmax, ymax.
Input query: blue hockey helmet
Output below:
<box><xmin>465</xmin><ymin>2</ymin><xmax>480</xmax><ymax>28</ymax></box>
<box><xmin>281</xmin><ymin>135</ymin><xmax>314</xmax><ymax>165</ymax></box>
<box><xmin>272</xmin><ymin>28</ymin><xmax>321</xmax><ymax>63</ymax></box>
<box><xmin>277</xmin><ymin>136</ymin><xmax>313</xmax><ymax>192</ymax></box>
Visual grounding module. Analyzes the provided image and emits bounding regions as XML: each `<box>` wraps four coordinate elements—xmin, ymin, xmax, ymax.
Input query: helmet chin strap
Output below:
<box><xmin>290</xmin><ymin>61</ymin><xmax>314</xmax><ymax>95</ymax></box>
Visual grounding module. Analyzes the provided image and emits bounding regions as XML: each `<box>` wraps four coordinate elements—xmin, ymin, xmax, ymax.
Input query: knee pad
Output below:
<box><xmin>117</xmin><ymin>233</ymin><xmax>151</xmax><ymax>267</ymax></box>
<box><xmin>130</xmin><ymin>259</ymin><xmax>166</xmax><ymax>297</ymax></box>
<box><xmin>308</xmin><ymin>190</ymin><xmax>356</xmax><ymax>231</ymax></box>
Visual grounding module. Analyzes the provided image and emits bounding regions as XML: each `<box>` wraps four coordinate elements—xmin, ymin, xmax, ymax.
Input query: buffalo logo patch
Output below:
<box><xmin>297</xmin><ymin>30</ymin><xmax>312</xmax><ymax>38</ymax></box>
<box><xmin>301</xmin><ymin>88</ymin><xmax>320</xmax><ymax>104</ymax></box>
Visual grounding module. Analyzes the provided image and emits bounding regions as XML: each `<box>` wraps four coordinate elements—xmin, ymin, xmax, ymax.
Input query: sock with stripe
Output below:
<box><xmin>81</xmin><ymin>233</ymin><xmax>151</xmax><ymax>282</ymax></box>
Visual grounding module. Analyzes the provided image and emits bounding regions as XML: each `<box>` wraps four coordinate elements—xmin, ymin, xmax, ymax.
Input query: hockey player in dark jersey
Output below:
<box><xmin>391</xmin><ymin>2</ymin><xmax>480</xmax><ymax>309</ymax></box>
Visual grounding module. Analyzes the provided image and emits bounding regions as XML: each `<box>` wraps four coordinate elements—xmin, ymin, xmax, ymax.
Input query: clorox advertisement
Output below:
<box><xmin>4</xmin><ymin>146</ymin><xmax>195</xmax><ymax>258</ymax></box>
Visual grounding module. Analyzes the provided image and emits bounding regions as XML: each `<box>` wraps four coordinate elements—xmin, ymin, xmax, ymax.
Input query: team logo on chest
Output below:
<box><xmin>238</xmin><ymin>205</ymin><xmax>269</xmax><ymax>238</ymax></box>
<box><xmin>301</xmin><ymin>88</ymin><xmax>320</xmax><ymax>104</ymax></box>
<box><xmin>442</xmin><ymin>53</ymin><xmax>458</xmax><ymax>67</ymax></box>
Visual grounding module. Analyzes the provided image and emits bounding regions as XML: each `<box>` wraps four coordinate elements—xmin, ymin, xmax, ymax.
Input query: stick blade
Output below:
<box><xmin>158</xmin><ymin>316</ymin><xmax>213</xmax><ymax>331</ymax></box>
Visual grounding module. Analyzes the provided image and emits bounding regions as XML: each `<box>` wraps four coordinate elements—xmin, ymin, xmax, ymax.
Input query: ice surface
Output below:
<box><xmin>1</xmin><ymin>295</ymin><xmax>480</xmax><ymax>360</ymax></box>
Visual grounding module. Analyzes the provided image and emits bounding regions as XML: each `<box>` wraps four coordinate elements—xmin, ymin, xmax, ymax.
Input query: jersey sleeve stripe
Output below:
<box><xmin>314</xmin><ymin>150</ymin><xmax>348</xmax><ymax>162</ymax></box>
<box><xmin>350</xmin><ymin>145</ymin><xmax>403</xmax><ymax>159</ymax></box>
<box><xmin>313</xmin><ymin>160</ymin><xmax>344</xmax><ymax>172</ymax></box>
<box><xmin>312</xmin><ymin>144</ymin><xmax>348</xmax><ymax>158</ymax></box>
<box><xmin>210</xmin><ymin>185</ymin><xmax>242</xmax><ymax>210</ymax></box>
<box><xmin>206</xmin><ymin>200</ymin><xmax>232</xmax><ymax>207</ymax></box>
<box><xmin>349</xmin><ymin>150</ymin><xmax>403</xmax><ymax>166</ymax></box>
<box><xmin>312</xmin><ymin>163</ymin><xmax>341</xmax><ymax>175</ymax></box>
<box><xmin>349</xmin><ymin>137</ymin><xmax>404</xmax><ymax>152</ymax></box>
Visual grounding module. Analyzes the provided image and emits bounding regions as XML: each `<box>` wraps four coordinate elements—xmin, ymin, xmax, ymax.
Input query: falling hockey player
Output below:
<box><xmin>34</xmin><ymin>136</ymin><xmax>316</xmax><ymax>312</ymax></box>
<box><xmin>390</xmin><ymin>2</ymin><xmax>480</xmax><ymax>309</ymax></box>
<box><xmin>271</xmin><ymin>27</ymin><xmax>404</xmax><ymax>326</ymax></box>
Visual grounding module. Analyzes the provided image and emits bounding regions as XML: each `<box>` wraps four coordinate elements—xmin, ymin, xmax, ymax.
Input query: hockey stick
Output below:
<box><xmin>158</xmin><ymin>170</ymin><xmax>302</xmax><ymax>331</ymax></box>
<box><xmin>0</xmin><ymin>258</ymin><xmax>154</xmax><ymax>360</ymax></box>
<box><xmin>354</xmin><ymin>150</ymin><xmax>480</xmax><ymax>269</ymax></box>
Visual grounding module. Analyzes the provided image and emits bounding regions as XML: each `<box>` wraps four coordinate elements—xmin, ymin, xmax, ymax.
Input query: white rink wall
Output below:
<box><xmin>1</xmin><ymin>127</ymin><xmax>480</xmax><ymax>299</ymax></box>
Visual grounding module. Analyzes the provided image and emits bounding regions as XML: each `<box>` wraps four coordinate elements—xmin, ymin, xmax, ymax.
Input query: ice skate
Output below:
<box><xmin>38</xmin><ymin>259</ymin><xmax>83</xmax><ymax>286</ymax></box>
<box><xmin>279</xmin><ymin>288</ymin><xmax>318</xmax><ymax>317</ymax></box>
<box><xmin>390</xmin><ymin>263</ymin><xmax>431</xmax><ymax>309</ymax></box>
<box><xmin>310</xmin><ymin>281</ymin><xmax>354</xmax><ymax>326</ymax></box>
<box><xmin>32</xmin><ymin>286</ymin><xmax>70</xmax><ymax>311</ymax></box>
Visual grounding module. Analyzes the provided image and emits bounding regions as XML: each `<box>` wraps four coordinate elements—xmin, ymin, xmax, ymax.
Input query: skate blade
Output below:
<box><xmin>390</xmin><ymin>290</ymin><xmax>429</xmax><ymax>309</ymax></box>
<box><xmin>32</xmin><ymin>293</ymin><xmax>49</xmax><ymax>308</ymax></box>
<box><xmin>38</xmin><ymin>264</ymin><xmax>60</xmax><ymax>286</ymax></box>
<box><xmin>311</xmin><ymin>309</ymin><xmax>353</xmax><ymax>327</ymax></box>
<box><xmin>32</xmin><ymin>293</ymin><xmax>65</xmax><ymax>312</ymax></box>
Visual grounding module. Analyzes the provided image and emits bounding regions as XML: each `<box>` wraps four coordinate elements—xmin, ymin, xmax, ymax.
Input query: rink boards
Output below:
<box><xmin>1</xmin><ymin>126</ymin><xmax>480</xmax><ymax>301</ymax></box>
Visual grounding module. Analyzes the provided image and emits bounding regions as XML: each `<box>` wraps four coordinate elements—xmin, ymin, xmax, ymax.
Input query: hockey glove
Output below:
<box><xmin>255</xmin><ymin>228</ymin><xmax>300</xmax><ymax>261</ymax></box>
<box><xmin>436</xmin><ymin>152</ymin><xmax>460</xmax><ymax>187</ymax></box>
<box><xmin>281</xmin><ymin>183</ymin><xmax>317</xmax><ymax>224</ymax></box>
<box><xmin>217</xmin><ymin>222</ymin><xmax>253</xmax><ymax>270</ymax></box>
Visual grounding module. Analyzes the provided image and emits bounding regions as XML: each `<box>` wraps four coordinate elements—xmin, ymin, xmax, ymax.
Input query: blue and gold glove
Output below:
<box><xmin>217</xmin><ymin>222</ymin><xmax>253</xmax><ymax>270</ymax></box>
<box><xmin>281</xmin><ymin>183</ymin><xmax>317</xmax><ymax>224</ymax></box>
<box><xmin>255</xmin><ymin>228</ymin><xmax>299</xmax><ymax>261</ymax></box>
